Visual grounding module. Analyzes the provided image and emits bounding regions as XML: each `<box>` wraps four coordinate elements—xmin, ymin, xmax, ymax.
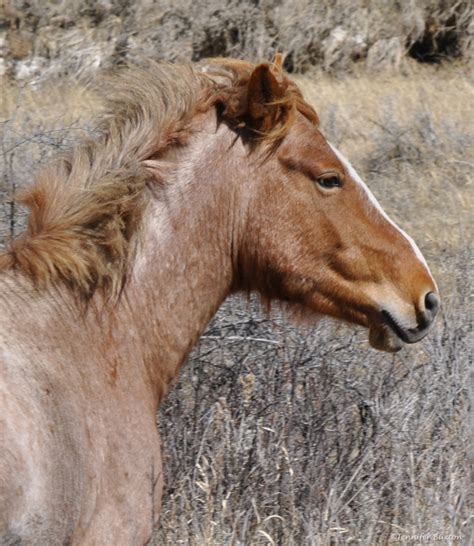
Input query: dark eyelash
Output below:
<box><xmin>314</xmin><ymin>174</ymin><xmax>342</xmax><ymax>189</ymax></box>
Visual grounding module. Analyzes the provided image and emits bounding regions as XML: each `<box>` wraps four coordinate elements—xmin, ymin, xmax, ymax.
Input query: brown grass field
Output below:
<box><xmin>1</xmin><ymin>1</ymin><xmax>473</xmax><ymax>544</ymax></box>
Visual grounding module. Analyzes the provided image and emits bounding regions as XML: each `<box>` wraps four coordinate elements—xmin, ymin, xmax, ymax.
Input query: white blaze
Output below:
<box><xmin>328</xmin><ymin>143</ymin><xmax>435</xmax><ymax>286</ymax></box>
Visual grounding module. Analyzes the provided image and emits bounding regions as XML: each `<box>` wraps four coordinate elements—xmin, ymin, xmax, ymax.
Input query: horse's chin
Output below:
<box><xmin>368</xmin><ymin>322</ymin><xmax>404</xmax><ymax>353</ymax></box>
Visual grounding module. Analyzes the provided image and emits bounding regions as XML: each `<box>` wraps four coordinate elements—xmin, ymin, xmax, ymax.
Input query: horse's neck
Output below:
<box><xmin>114</xmin><ymin>116</ymin><xmax>246</xmax><ymax>403</ymax></box>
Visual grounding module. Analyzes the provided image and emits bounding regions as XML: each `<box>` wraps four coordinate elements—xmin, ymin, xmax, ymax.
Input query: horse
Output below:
<box><xmin>0</xmin><ymin>55</ymin><xmax>439</xmax><ymax>545</ymax></box>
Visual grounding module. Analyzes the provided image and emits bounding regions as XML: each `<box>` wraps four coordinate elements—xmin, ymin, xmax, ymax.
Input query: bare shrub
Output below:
<box><xmin>155</xmin><ymin>283</ymin><xmax>471</xmax><ymax>544</ymax></box>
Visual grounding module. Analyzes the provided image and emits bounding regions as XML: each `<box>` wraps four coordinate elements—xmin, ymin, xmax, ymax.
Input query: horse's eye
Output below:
<box><xmin>315</xmin><ymin>174</ymin><xmax>342</xmax><ymax>189</ymax></box>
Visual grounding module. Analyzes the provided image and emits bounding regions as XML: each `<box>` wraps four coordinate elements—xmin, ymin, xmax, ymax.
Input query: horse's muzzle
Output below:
<box><xmin>382</xmin><ymin>290</ymin><xmax>440</xmax><ymax>344</ymax></box>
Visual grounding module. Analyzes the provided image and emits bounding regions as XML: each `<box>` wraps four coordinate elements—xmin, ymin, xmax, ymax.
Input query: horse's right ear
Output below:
<box><xmin>247</xmin><ymin>64</ymin><xmax>286</xmax><ymax>134</ymax></box>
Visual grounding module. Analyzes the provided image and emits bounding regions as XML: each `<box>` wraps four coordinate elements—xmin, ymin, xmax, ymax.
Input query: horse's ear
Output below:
<box><xmin>271</xmin><ymin>53</ymin><xmax>284</xmax><ymax>71</ymax></box>
<box><xmin>247</xmin><ymin>64</ymin><xmax>286</xmax><ymax>133</ymax></box>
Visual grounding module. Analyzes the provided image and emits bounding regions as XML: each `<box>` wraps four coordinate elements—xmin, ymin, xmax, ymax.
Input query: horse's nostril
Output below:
<box><xmin>424</xmin><ymin>291</ymin><xmax>440</xmax><ymax>315</ymax></box>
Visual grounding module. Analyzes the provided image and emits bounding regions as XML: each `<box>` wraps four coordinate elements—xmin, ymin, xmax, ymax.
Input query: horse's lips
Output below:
<box><xmin>368</xmin><ymin>321</ymin><xmax>404</xmax><ymax>353</ymax></box>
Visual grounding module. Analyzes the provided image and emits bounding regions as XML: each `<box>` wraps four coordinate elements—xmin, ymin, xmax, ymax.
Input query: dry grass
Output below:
<box><xmin>1</xmin><ymin>57</ymin><xmax>473</xmax><ymax>546</ymax></box>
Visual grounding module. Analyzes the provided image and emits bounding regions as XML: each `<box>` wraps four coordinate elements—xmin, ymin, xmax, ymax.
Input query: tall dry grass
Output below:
<box><xmin>1</xmin><ymin>61</ymin><xmax>472</xmax><ymax>544</ymax></box>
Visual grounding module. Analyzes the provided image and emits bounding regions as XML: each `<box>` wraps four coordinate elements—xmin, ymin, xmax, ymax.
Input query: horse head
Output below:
<box><xmin>224</xmin><ymin>59</ymin><xmax>439</xmax><ymax>352</ymax></box>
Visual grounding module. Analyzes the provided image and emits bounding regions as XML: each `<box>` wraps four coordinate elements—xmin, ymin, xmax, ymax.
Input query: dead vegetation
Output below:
<box><xmin>1</xmin><ymin>0</ymin><xmax>472</xmax><ymax>83</ymax></box>
<box><xmin>0</xmin><ymin>2</ymin><xmax>473</xmax><ymax>545</ymax></box>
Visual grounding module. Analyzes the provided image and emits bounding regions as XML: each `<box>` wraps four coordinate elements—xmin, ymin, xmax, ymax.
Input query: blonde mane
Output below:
<box><xmin>0</xmin><ymin>59</ymin><xmax>317</xmax><ymax>298</ymax></box>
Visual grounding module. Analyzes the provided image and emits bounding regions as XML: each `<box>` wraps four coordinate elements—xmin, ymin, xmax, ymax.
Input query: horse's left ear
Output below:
<box><xmin>247</xmin><ymin>64</ymin><xmax>286</xmax><ymax>133</ymax></box>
